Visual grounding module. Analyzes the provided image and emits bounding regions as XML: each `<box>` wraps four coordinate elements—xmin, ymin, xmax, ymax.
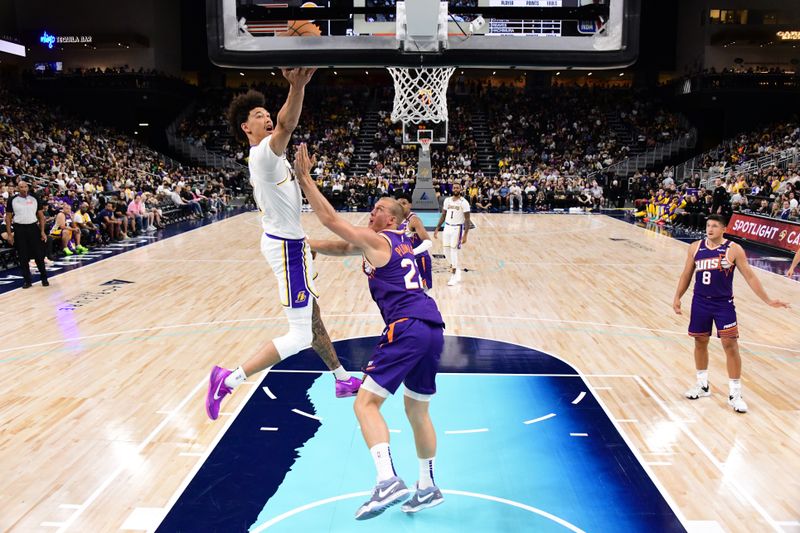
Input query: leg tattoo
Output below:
<box><xmin>311</xmin><ymin>299</ymin><xmax>341</xmax><ymax>371</ymax></box>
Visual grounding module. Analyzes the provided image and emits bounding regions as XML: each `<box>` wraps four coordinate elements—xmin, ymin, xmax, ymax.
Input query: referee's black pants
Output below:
<box><xmin>13</xmin><ymin>223</ymin><xmax>48</xmax><ymax>284</ymax></box>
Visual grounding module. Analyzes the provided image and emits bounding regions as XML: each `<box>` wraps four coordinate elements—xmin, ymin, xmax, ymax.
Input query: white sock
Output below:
<box><xmin>369</xmin><ymin>442</ymin><xmax>396</xmax><ymax>482</ymax></box>
<box><xmin>224</xmin><ymin>366</ymin><xmax>247</xmax><ymax>389</ymax></box>
<box><xmin>696</xmin><ymin>370</ymin><xmax>708</xmax><ymax>387</ymax></box>
<box><xmin>729</xmin><ymin>379</ymin><xmax>741</xmax><ymax>395</ymax></box>
<box><xmin>451</xmin><ymin>249</ymin><xmax>459</xmax><ymax>272</ymax></box>
<box><xmin>418</xmin><ymin>457</ymin><xmax>435</xmax><ymax>490</ymax></box>
<box><xmin>332</xmin><ymin>365</ymin><xmax>351</xmax><ymax>381</ymax></box>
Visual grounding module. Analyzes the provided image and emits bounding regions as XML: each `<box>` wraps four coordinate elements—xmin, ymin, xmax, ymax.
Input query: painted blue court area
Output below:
<box><xmin>158</xmin><ymin>337</ymin><xmax>684</xmax><ymax>533</ymax></box>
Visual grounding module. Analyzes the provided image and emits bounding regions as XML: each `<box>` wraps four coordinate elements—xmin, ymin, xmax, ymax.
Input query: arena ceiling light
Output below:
<box><xmin>0</xmin><ymin>39</ymin><xmax>26</xmax><ymax>58</ymax></box>
<box><xmin>138</xmin><ymin>123</ymin><xmax>149</xmax><ymax>127</ymax></box>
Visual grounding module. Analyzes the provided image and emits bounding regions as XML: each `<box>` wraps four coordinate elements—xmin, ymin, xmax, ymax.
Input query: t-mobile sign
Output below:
<box><xmin>726</xmin><ymin>213</ymin><xmax>800</xmax><ymax>253</ymax></box>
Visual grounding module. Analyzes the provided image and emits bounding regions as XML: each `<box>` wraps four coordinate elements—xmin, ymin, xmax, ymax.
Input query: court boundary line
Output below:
<box><xmin>53</xmin><ymin>376</ymin><xmax>209</xmax><ymax>533</ymax></box>
<box><xmin>250</xmin><ymin>489</ymin><xmax>587</xmax><ymax>533</ymax></box>
<box><xmin>3</xmin><ymin>313</ymin><xmax>796</xmax><ymax>357</ymax></box>
<box><xmin>146</xmin><ymin>366</ymin><xmax>267</xmax><ymax>533</ymax></box>
<box><xmin>633</xmin><ymin>375</ymin><xmax>782</xmax><ymax>532</ymax></box>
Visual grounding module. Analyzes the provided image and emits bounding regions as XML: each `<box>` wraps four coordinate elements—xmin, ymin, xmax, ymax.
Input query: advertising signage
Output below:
<box><xmin>726</xmin><ymin>213</ymin><xmax>800</xmax><ymax>253</ymax></box>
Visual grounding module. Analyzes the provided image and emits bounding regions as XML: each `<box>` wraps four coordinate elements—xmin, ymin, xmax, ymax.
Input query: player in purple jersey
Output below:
<box><xmin>294</xmin><ymin>144</ymin><xmax>446</xmax><ymax>520</ymax></box>
<box><xmin>396</xmin><ymin>197</ymin><xmax>433</xmax><ymax>291</ymax></box>
<box><xmin>673</xmin><ymin>215</ymin><xmax>789</xmax><ymax>413</ymax></box>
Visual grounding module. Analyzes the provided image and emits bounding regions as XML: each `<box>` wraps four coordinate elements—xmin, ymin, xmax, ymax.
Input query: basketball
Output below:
<box><xmin>280</xmin><ymin>20</ymin><xmax>322</xmax><ymax>37</ymax></box>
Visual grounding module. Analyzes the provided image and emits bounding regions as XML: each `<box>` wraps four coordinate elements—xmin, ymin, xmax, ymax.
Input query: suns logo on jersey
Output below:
<box><xmin>695</xmin><ymin>254</ymin><xmax>733</xmax><ymax>273</ymax></box>
<box><xmin>295</xmin><ymin>291</ymin><xmax>307</xmax><ymax>303</ymax></box>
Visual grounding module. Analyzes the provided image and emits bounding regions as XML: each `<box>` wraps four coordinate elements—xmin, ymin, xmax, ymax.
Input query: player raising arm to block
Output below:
<box><xmin>295</xmin><ymin>143</ymin><xmax>447</xmax><ymax>520</ymax></box>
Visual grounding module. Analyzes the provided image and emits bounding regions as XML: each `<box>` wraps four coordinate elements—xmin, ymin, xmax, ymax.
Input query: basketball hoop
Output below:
<box><xmin>419</xmin><ymin>137</ymin><xmax>432</xmax><ymax>154</ymax></box>
<box><xmin>387</xmin><ymin>66</ymin><xmax>455</xmax><ymax>124</ymax></box>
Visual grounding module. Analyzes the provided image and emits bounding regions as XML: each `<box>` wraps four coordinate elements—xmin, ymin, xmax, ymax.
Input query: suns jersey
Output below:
<box><xmin>398</xmin><ymin>211</ymin><xmax>422</xmax><ymax>248</ymax></box>
<box><xmin>248</xmin><ymin>135</ymin><xmax>304</xmax><ymax>239</ymax></box>
<box><xmin>362</xmin><ymin>229</ymin><xmax>444</xmax><ymax>327</ymax></box>
<box><xmin>693</xmin><ymin>239</ymin><xmax>735</xmax><ymax>299</ymax></box>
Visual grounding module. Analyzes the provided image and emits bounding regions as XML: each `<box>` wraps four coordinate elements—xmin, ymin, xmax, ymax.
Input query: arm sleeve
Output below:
<box><xmin>249</xmin><ymin>135</ymin><xmax>288</xmax><ymax>184</ymax></box>
<box><xmin>413</xmin><ymin>239</ymin><xmax>432</xmax><ymax>256</ymax></box>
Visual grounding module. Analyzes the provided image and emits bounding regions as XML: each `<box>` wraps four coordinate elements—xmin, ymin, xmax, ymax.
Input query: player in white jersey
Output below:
<box><xmin>433</xmin><ymin>182</ymin><xmax>470</xmax><ymax>286</ymax></box>
<box><xmin>205</xmin><ymin>69</ymin><xmax>361</xmax><ymax>420</ymax></box>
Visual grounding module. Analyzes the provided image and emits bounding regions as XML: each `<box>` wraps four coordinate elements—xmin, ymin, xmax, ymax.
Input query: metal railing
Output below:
<box><xmin>588</xmin><ymin>128</ymin><xmax>697</xmax><ymax>180</ymax></box>
<box><xmin>165</xmin><ymin>103</ymin><xmax>246</xmax><ymax>171</ymax></box>
<box><xmin>695</xmin><ymin>146</ymin><xmax>800</xmax><ymax>189</ymax></box>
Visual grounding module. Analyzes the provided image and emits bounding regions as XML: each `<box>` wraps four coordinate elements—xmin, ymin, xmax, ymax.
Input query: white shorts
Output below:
<box><xmin>442</xmin><ymin>223</ymin><xmax>464</xmax><ymax>249</ymax></box>
<box><xmin>260</xmin><ymin>233</ymin><xmax>319</xmax><ymax>308</ymax></box>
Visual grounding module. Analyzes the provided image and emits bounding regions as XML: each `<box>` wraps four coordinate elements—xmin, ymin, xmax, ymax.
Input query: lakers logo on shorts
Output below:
<box><xmin>295</xmin><ymin>290</ymin><xmax>307</xmax><ymax>304</ymax></box>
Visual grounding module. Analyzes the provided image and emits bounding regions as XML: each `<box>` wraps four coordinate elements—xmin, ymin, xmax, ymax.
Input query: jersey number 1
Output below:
<box><xmin>401</xmin><ymin>258</ymin><xmax>421</xmax><ymax>290</ymax></box>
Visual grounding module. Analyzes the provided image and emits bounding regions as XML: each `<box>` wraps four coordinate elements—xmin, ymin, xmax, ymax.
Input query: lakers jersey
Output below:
<box><xmin>248</xmin><ymin>135</ymin><xmax>304</xmax><ymax>239</ymax></box>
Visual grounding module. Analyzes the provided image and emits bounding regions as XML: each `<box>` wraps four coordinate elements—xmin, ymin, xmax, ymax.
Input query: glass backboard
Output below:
<box><xmin>207</xmin><ymin>0</ymin><xmax>639</xmax><ymax>69</ymax></box>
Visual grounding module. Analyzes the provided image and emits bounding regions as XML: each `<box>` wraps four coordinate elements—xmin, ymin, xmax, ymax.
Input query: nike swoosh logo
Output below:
<box><xmin>417</xmin><ymin>492</ymin><xmax>434</xmax><ymax>502</ymax></box>
<box><xmin>378</xmin><ymin>482</ymin><xmax>399</xmax><ymax>499</ymax></box>
<box><xmin>213</xmin><ymin>380</ymin><xmax>225</xmax><ymax>401</ymax></box>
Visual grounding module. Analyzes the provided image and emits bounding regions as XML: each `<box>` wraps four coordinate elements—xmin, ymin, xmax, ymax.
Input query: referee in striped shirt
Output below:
<box><xmin>4</xmin><ymin>181</ymin><xmax>49</xmax><ymax>288</ymax></box>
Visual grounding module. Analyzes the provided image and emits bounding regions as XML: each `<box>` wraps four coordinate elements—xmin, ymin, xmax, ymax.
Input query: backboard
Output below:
<box><xmin>207</xmin><ymin>0</ymin><xmax>640</xmax><ymax>69</ymax></box>
<box><xmin>403</xmin><ymin>120</ymin><xmax>448</xmax><ymax>145</ymax></box>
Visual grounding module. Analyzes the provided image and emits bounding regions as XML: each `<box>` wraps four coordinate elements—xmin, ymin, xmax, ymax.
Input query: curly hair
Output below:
<box><xmin>227</xmin><ymin>90</ymin><xmax>266</xmax><ymax>144</ymax></box>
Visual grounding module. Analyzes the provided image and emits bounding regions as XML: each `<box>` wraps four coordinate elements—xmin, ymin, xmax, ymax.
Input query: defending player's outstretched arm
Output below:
<box><xmin>729</xmin><ymin>243</ymin><xmax>790</xmax><ymax>308</ymax></box>
<box><xmin>293</xmin><ymin>143</ymin><xmax>391</xmax><ymax>267</ymax></box>
<box><xmin>269</xmin><ymin>67</ymin><xmax>317</xmax><ymax>156</ymax></box>
<box><xmin>307</xmin><ymin>238</ymin><xmax>361</xmax><ymax>257</ymax></box>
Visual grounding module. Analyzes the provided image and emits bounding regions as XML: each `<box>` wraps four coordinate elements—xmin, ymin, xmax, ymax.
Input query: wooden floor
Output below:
<box><xmin>1</xmin><ymin>212</ymin><xmax>798</xmax><ymax>533</ymax></box>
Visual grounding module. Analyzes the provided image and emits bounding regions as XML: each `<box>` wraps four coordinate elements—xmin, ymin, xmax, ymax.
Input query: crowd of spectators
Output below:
<box><xmin>693</xmin><ymin>121</ymin><xmax>798</xmax><ymax>173</ymax></box>
<box><xmin>0</xmin><ymin>88</ymin><xmax>243</xmax><ymax>263</ymax></box>
<box><xmin>180</xmin><ymin>82</ymin><xmax>686</xmax><ymax>213</ymax></box>
<box><xmin>631</xmin><ymin>120</ymin><xmax>800</xmax><ymax>229</ymax></box>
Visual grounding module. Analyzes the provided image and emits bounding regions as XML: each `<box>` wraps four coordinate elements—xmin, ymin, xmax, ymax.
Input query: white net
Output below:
<box><xmin>387</xmin><ymin>66</ymin><xmax>455</xmax><ymax>124</ymax></box>
<box><xmin>419</xmin><ymin>138</ymin><xmax>432</xmax><ymax>153</ymax></box>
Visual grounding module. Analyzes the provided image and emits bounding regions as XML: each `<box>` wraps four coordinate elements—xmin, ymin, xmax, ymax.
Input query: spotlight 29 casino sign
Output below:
<box><xmin>726</xmin><ymin>213</ymin><xmax>800</xmax><ymax>253</ymax></box>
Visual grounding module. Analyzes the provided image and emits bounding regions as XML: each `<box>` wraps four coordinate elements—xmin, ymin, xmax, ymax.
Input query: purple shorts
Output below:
<box><xmin>363</xmin><ymin>318</ymin><xmax>444</xmax><ymax>396</ymax></box>
<box><xmin>688</xmin><ymin>296</ymin><xmax>739</xmax><ymax>338</ymax></box>
<box><xmin>417</xmin><ymin>252</ymin><xmax>433</xmax><ymax>290</ymax></box>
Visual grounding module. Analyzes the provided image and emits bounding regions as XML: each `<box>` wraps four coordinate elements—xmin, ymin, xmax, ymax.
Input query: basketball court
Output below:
<box><xmin>1</xmin><ymin>1</ymin><xmax>799</xmax><ymax>532</ymax></box>
<box><xmin>1</xmin><ymin>212</ymin><xmax>797</xmax><ymax>532</ymax></box>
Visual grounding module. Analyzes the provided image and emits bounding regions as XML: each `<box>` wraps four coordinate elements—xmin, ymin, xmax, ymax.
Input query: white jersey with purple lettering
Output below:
<box><xmin>442</xmin><ymin>196</ymin><xmax>470</xmax><ymax>249</ymax></box>
<box><xmin>442</xmin><ymin>196</ymin><xmax>470</xmax><ymax>226</ymax></box>
<box><xmin>248</xmin><ymin>135</ymin><xmax>304</xmax><ymax>240</ymax></box>
<box><xmin>249</xmin><ymin>136</ymin><xmax>317</xmax><ymax>308</ymax></box>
